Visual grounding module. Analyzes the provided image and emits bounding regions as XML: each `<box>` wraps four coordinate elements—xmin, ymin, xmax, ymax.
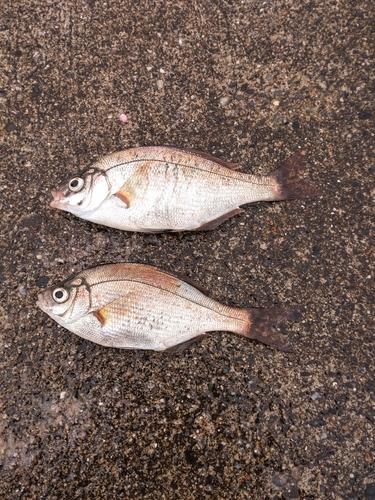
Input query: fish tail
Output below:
<box><xmin>272</xmin><ymin>151</ymin><xmax>321</xmax><ymax>200</ymax></box>
<box><xmin>241</xmin><ymin>308</ymin><xmax>297</xmax><ymax>352</ymax></box>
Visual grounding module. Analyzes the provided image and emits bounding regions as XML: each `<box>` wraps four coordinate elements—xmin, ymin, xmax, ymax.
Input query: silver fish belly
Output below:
<box><xmin>36</xmin><ymin>263</ymin><xmax>296</xmax><ymax>352</ymax></box>
<box><xmin>50</xmin><ymin>147</ymin><xmax>319</xmax><ymax>232</ymax></box>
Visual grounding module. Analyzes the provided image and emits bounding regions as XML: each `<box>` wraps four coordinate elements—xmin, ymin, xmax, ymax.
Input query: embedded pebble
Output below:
<box><xmin>311</xmin><ymin>392</ymin><xmax>322</xmax><ymax>400</ymax></box>
<box><xmin>5</xmin><ymin>122</ymin><xmax>16</xmax><ymax>132</ymax></box>
<box><xmin>219</xmin><ymin>96</ymin><xmax>230</xmax><ymax>106</ymax></box>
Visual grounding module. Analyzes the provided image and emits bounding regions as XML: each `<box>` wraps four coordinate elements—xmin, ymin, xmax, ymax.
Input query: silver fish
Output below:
<box><xmin>50</xmin><ymin>147</ymin><xmax>319</xmax><ymax>232</ymax></box>
<box><xmin>36</xmin><ymin>263</ymin><xmax>296</xmax><ymax>352</ymax></box>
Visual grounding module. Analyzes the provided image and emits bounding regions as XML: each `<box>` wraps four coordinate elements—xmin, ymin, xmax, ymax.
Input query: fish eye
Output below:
<box><xmin>69</xmin><ymin>177</ymin><xmax>84</xmax><ymax>192</ymax></box>
<box><xmin>53</xmin><ymin>287</ymin><xmax>69</xmax><ymax>303</ymax></box>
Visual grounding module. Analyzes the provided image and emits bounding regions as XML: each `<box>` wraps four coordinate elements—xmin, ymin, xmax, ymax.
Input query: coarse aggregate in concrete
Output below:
<box><xmin>0</xmin><ymin>1</ymin><xmax>374</xmax><ymax>499</ymax></box>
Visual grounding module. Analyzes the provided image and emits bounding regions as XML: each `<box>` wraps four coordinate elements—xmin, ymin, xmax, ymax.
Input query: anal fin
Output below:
<box><xmin>164</xmin><ymin>334</ymin><xmax>208</xmax><ymax>352</ymax></box>
<box><xmin>197</xmin><ymin>208</ymin><xmax>244</xmax><ymax>231</ymax></box>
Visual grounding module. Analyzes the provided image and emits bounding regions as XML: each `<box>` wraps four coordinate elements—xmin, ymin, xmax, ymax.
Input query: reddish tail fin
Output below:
<box><xmin>243</xmin><ymin>308</ymin><xmax>297</xmax><ymax>352</ymax></box>
<box><xmin>273</xmin><ymin>151</ymin><xmax>321</xmax><ymax>200</ymax></box>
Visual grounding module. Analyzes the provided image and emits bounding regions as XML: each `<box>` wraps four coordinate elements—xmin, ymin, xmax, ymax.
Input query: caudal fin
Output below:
<box><xmin>243</xmin><ymin>308</ymin><xmax>297</xmax><ymax>352</ymax></box>
<box><xmin>272</xmin><ymin>151</ymin><xmax>321</xmax><ymax>200</ymax></box>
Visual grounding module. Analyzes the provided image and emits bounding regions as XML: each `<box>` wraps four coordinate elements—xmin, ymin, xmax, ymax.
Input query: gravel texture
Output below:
<box><xmin>1</xmin><ymin>1</ymin><xmax>374</xmax><ymax>498</ymax></box>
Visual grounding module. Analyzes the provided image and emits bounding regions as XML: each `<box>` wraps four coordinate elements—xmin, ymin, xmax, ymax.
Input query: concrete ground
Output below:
<box><xmin>1</xmin><ymin>1</ymin><xmax>374</xmax><ymax>498</ymax></box>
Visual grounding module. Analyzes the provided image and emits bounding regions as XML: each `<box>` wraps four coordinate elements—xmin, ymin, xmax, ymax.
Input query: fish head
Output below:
<box><xmin>37</xmin><ymin>275</ymin><xmax>91</xmax><ymax>326</ymax></box>
<box><xmin>50</xmin><ymin>168</ymin><xmax>110</xmax><ymax>216</ymax></box>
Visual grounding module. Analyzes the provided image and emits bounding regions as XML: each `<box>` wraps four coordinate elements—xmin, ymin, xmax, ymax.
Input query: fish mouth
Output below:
<box><xmin>36</xmin><ymin>292</ymin><xmax>48</xmax><ymax>311</ymax></box>
<box><xmin>50</xmin><ymin>189</ymin><xmax>66</xmax><ymax>208</ymax></box>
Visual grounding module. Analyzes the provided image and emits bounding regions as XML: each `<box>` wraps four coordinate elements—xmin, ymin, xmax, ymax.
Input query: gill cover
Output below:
<box><xmin>50</xmin><ymin>168</ymin><xmax>111</xmax><ymax>215</ymax></box>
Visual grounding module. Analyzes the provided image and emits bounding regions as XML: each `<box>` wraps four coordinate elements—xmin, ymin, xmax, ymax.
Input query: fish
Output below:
<box><xmin>50</xmin><ymin>146</ymin><xmax>319</xmax><ymax>232</ymax></box>
<box><xmin>36</xmin><ymin>263</ymin><xmax>296</xmax><ymax>353</ymax></box>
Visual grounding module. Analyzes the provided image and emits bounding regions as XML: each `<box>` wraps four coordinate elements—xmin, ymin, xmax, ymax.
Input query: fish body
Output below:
<box><xmin>37</xmin><ymin>263</ymin><xmax>295</xmax><ymax>352</ymax></box>
<box><xmin>51</xmin><ymin>147</ymin><xmax>318</xmax><ymax>232</ymax></box>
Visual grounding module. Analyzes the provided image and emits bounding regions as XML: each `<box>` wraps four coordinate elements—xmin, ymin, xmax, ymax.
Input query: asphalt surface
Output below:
<box><xmin>1</xmin><ymin>1</ymin><xmax>374</xmax><ymax>499</ymax></box>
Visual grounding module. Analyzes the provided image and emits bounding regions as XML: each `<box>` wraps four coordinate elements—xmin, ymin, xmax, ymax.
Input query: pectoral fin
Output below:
<box><xmin>93</xmin><ymin>308</ymin><xmax>108</xmax><ymax>326</ymax></box>
<box><xmin>114</xmin><ymin>188</ymin><xmax>132</xmax><ymax>207</ymax></box>
<box><xmin>197</xmin><ymin>208</ymin><xmax>245</xmax><ymax>231</ymax></box>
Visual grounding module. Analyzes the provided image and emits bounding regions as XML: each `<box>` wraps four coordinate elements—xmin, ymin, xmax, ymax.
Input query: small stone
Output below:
<box><xmin>311</xmin><ymin>392</ymin><xmax>322</xmax><ymax>400</ymax></box>
<box><xmin>359</xmin><ymin>110</ymin><xmax>371</xmax><ymax>120</ymax></box>
<box><xmin>60</xmin><ymin>391</ymin><xmax>66</xmax><ymax>400</ymax></box>
<box><xmin>321</xmin><ymin>432</ymin><xmax>327</xmax><ymax>439</ymax></box>
<box><xmin>282</xmin><ymin>484</ymin><xmax>299</xmax><ymax>500</ymax></box>
<box><xmin>364</xmin><ymin>483</ymin><xmax>375</xmax><ymax>498</ymax></box>
<box><xmin>272</xmin><ymin>100</ymin><xmax>280</xmax><ymax>107</ymax></box>
<box><xmin>219</xmin><ymin>96</ymin><xmax>230</xmax><ymax>106</ymax></box>
<box><xmin>18</xmin><ymin>285</ymin><xmax>27</xmax><ymax>296</ymax></box>
<box><xmin>5</xmin><ymin>122</ymin><xmax>16</xmax><ymax>132</ymax></box>
<box><xmin>119</xmin><ymin>113</ymin><xmax>128</xmax><ymax>123</ymax></box>
<box><xmin>36</xmin><ymin>276</ymin><xmax>49</xmax><ymax>288</ymax></box>
<box><xmin>310</xmin><ymin>418</ymin><xmax>325</xmax><ymax>427</ymax></box>
<box><xmin>260</xmin><ymin>243</ymin><xmax>267</xmax><ymax>250</ymax></box>
<box><xmin>156</xmin><ymin>79</ymin><xmax>164</xmax><ymax>90</ymax></box>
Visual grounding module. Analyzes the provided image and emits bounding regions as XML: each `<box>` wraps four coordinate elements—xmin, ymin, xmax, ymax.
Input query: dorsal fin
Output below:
<box><xmin>165</xmin><ymin>146</ymin><xmax>241</xmax><ymax>170</ymax></box>
<box><xmin>153</xmin><ymin>266</ymin><xmax>210</xmax><ymax>296</ymax></box>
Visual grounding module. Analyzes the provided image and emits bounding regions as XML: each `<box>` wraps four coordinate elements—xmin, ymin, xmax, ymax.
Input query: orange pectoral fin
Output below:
<box><xmin>114</xmin><ymin>188</ymin><xmax>131</xmax><ymax>207</ymax></box>
<box><xmin>93</xmin><ymin>307</ymin><xmax>108</xmax><ymax>326</ymax></box>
